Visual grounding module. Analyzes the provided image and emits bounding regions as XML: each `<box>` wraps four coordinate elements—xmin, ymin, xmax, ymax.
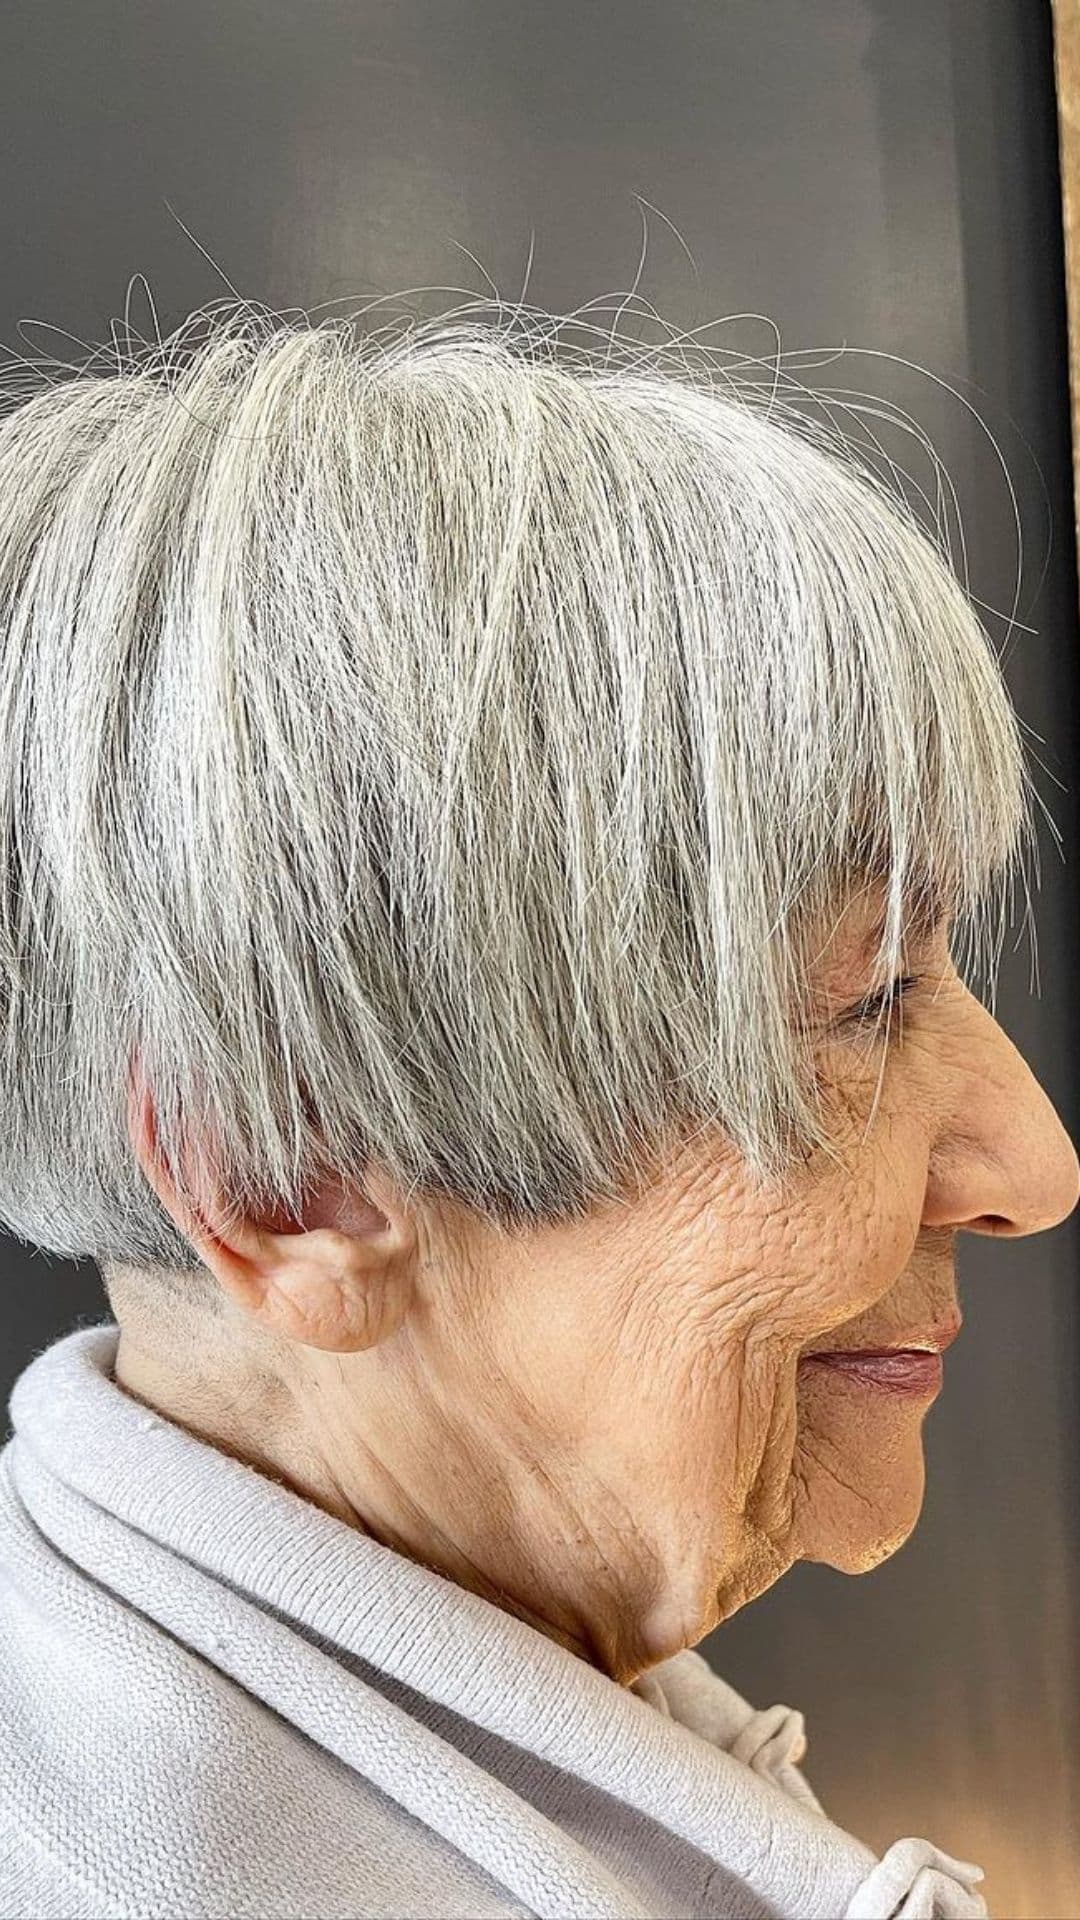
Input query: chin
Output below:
<box><xmin>810</xmin><ymin>1511</ymin><xmax>921</xmax><ymax>1574</ymax></box>
<box><xmin>791</xmin><ymin>1438</ymin><xmax>928</xmax><ymax>1573</ymax></box>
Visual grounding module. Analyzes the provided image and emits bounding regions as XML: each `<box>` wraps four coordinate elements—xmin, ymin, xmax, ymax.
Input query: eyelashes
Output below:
<box><xmin>846</xmin><ymin>973</ymin><xmax>921</xmax><ymax>1038</ymax></box>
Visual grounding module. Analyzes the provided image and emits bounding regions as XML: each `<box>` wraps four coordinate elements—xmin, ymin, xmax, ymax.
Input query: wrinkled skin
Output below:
<box><xmin>112</xmin><ymin>887</ymin><xmax>1080</xmax><ymax>1687</ymax></box>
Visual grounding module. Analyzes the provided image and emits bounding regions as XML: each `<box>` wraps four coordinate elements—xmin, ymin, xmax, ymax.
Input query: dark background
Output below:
<box><xmin>1</xmin><ymin>4</ymin><xmax>1077</xmax><ymax>1914</ymax></box>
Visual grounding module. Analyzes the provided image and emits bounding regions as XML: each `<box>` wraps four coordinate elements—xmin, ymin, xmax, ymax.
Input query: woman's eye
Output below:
<box><xmin>847</xmin><ymin>973</ymin><xmax>920</xmax><ymax>1037</ymax></box>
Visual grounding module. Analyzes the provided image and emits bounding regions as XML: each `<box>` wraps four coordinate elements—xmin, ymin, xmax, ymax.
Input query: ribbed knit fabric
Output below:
<box><xmin>0</xmin><ymin>1321</ymin><xmax>989</xmax><ymax>1920</ymax></box>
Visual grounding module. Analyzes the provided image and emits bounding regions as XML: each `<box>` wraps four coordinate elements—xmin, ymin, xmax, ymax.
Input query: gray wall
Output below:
<box><xmin>1</xmin><ymin>4</ymin><xmax>1076</xmax><ymax>1914</ymax></box>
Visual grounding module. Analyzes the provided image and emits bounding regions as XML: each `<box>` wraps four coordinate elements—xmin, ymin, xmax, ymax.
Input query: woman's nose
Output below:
<box><xmin>921</xmin><ymin>997</ymin><xmax>1080</xmax><ymax>1237</ymax></box>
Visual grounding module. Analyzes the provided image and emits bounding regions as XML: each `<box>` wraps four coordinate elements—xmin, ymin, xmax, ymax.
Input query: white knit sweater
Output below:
<box><xmin>0</xmin><ymin>1321</ymin><xmax>989</xmax><ymax>1920</ymax></box>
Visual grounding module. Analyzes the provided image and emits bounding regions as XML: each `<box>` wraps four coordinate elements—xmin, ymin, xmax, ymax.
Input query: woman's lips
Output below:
<box><xmin>797</xmin><ymin>1349</ymin><xmax>945</xmax><ymax>1397</ymax></box>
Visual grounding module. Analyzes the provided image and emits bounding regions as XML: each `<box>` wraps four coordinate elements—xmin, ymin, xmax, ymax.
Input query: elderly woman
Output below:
<box><xmin>0</xmin><ymin>299</ymin><xmax>1075</xmax><ymax>1920</ymax></box>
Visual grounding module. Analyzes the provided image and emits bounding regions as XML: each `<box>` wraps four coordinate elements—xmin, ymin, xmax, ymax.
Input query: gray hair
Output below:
<box><xmin>0</xmin><ymin>297</ymin><xmax>1034</xmax><ymax>1317</ymax></box>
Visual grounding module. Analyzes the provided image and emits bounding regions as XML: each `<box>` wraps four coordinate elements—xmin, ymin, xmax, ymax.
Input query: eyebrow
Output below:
<box><xmin>804</xmin><ymin>875</ymin><xmax>955</xmax><ymax>1017</ymax></box>
<box><xmin>860</xmin><ymin>878</ymin><xmax>953</xmax><ymax>966</ymax></box>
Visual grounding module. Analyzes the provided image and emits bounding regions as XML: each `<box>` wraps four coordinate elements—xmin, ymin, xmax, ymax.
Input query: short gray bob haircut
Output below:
<box><xmin>0</xmin><ymin>295</ymin><xmax>1034</xmax><ymax>1304</ymax></box>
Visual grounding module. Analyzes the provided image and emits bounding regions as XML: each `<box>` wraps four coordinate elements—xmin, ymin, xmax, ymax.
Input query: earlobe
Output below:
<box><xmin>124</xmin><ymin>1049</ymin><xmax>419</xmax><ymax>1354</ymax></box>
<box><xmin>244</xmin><ymin>1228</ymin><xmax>418</xmax><ymax>1352</ymax></box>
<box><xmin>166</xmin><ymin>1170</ymin><xmax>419</xmax><ymax>1356</ymax></box>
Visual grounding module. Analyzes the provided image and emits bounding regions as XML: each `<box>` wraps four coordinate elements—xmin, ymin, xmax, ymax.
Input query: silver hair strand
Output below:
<box><xmin>0</xmin><ymin>295</ymin><xmax>1035</xmax><ymax>1317</ymax></box>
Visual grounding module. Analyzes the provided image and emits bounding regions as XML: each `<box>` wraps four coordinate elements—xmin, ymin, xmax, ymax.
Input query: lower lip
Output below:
<box><xmin>798</xmin><ymin>1350</ymin><xmax>944</xmax><ymax>1397</ymax></box>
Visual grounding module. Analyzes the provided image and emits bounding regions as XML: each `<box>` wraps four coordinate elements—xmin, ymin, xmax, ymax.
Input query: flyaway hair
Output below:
<box><xmin>0</xmin><ymin>296</ymin><xmax>1035</xmax><ymax>1306</ymax></box>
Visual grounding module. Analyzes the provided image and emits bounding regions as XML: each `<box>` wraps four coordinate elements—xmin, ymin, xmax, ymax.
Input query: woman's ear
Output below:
<box><xmin>124</xmin><ymin>1052</ymin><xmax>418</xmax><ymax>1353</ymax></box>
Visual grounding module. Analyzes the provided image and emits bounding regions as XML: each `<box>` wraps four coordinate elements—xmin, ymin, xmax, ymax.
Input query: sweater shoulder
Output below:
<box><xmin>0</xmin><ymin>1809</ymin><xmax>108</xmax><ymax>1920</ymax></box>
<box><xmin>0</xmin><ymin>1468</ymin><xmax>529</xmax><ymax>1920</ymax></box>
